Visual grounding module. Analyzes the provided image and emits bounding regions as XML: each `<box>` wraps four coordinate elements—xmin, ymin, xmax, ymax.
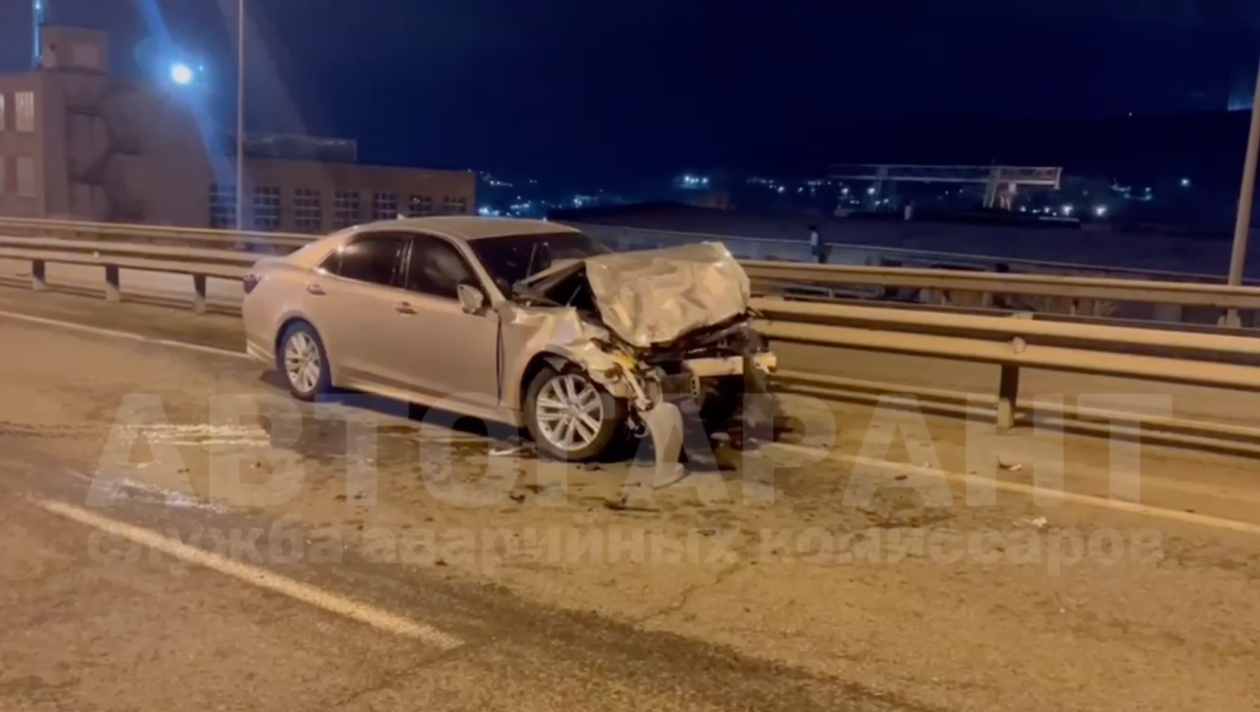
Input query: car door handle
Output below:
<box><xmin>394</xmin><ymin>301</ymin><xmax>416</xmax><ymax>315</ymax></box>
<box><xmin>306</xmin><ymin>283</ymin><xmax>326</xmax><ymax>296</ymax></box>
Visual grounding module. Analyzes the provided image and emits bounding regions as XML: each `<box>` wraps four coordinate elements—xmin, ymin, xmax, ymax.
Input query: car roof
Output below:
<box><xmin>345</xmin><ymin>216</ymin><xmax>579</xmax><ymax>243</ymax></box>
<box><xmin>278</xmin><ymin>217</ymin><xmax>581</xmax><ymax>270</ymax></box>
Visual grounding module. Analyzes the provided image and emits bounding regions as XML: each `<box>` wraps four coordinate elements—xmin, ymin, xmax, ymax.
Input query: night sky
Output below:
<box><xmin>1</xmin><ymin>0</ymin><xmax>1257</xmax><ymax>184</ymax></box>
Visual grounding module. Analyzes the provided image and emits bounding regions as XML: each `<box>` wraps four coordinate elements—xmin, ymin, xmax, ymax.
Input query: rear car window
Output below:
<box><xmin>321</xmin><ymin>234</ymin><xmax>407</xmax><ymax>287</ymax></box>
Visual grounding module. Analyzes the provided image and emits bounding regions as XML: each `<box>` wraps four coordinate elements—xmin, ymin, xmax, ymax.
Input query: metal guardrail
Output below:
<box><xmin>1</xmin><ymin>220</ymin><xmax>1258</xmax><ymax>449</ymax></box>
<box><xmin>567</xmin><ymin>222</ymin><xmax>1260</xmax><ymax>286</ymax></box>
<box><xmin>753</xmin><ymin>299</ymin><xmax>1260</xmax><ymax>453</ymax></box>
<box><xmin>5</xmin><ymin>219</ymin><xmax>1258</xmax><ymax>317</ymax></box>
<box><xmin>12</xmin><ymin>215</ymin><xmax>1257</xmax><ymax>285</ymax></box>
<box><xmin>743</xmin><ymin>261</ymin><xmax>1260</xmax><ymax>311</ymax></box>
<box><xmin>0</xmin><ymin>234</ymin><xmax>254</xmax><ymax>314</ymax></box>
<box><xmin>0</xmin><ymin>217</ymin><xmax>313</xmax><ymax>247</ymax></box>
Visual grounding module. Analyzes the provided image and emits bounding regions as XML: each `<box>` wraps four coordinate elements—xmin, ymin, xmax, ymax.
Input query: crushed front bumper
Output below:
<box><xmin>681</xmin><ymin>352</ymin><xmax>777</xmax><ymax>379</ymax></box>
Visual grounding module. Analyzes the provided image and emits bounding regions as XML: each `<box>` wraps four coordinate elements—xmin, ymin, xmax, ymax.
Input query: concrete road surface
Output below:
<box><xmin>1</xmin><ymin>288</ymin><xmax>1259</xmax><ymax>711</ymax></box>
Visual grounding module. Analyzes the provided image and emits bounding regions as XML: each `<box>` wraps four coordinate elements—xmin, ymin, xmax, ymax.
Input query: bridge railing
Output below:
<box><xmin>565</xmin><ymin>221</ymin><xmax>1258</xmax><ymax>284</ymax></box>
<box><xmin>1</xmin><ymin>219</ymin><xmax>1258</xmax><ymax>450</ymax></box>
<box><xmin>4</xmin><ymin>218</ymin><xmax>1258</xmax><ymax>326</ymax></box>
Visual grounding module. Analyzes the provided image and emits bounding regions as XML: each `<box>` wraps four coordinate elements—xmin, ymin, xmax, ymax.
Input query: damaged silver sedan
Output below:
<box><xmin>242</xmin><ymin>217</ymin><xmax>777</xmax><ymax>462</ymax></box>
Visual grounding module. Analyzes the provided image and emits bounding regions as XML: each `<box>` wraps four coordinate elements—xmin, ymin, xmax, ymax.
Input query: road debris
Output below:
<box><xmin>997</xmin><ymin>457</ymin><xmax>1024</xmax><ymax>472</ymax></box>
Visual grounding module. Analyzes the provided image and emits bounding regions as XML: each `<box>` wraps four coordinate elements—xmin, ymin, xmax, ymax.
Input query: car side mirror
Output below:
<box><xmin>457</xmin><ymin>283</ymin><xmax>486</xmax><ymax>314</ymax></box>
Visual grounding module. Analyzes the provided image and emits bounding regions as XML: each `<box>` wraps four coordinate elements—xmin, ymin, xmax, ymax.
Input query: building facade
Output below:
<box><xmin>0</xmin><ymin>26</ymin><xmax>475</xmax><ymax>232</ymax></box>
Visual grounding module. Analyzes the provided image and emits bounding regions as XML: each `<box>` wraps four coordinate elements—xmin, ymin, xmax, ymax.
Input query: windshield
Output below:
<box><xmin>469</xmin><ymin>231</ymin><xmax>611</xmax><ymax>286</ymax></box>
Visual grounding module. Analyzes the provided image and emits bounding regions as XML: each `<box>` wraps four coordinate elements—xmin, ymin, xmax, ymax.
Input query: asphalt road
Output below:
<box><xmin>2</xmin><ymin>287</ymin><xmax>1259</xmax><ymax>711</ymax></box>
<box><xmin>3</xmin><ymin>451</ymin><xmax>928</xmax><ymax>712</ymax></box>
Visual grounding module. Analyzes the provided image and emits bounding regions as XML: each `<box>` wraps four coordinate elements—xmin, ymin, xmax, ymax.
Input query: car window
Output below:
<box><xmin>321</xmin><ymin>234</ymin><xmax>407</xmax><ymax>287</ymax></box>
<box><xmin>469</xmin><ymin>232</ymin><xmax>611</xmax><ymax>286</ymax></box>
<box><xmin>405</xmin><ymin>235</ymin><xmax>479</xmax><ymax>300</ymax></box>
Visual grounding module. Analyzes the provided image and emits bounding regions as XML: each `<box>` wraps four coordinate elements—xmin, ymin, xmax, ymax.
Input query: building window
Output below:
<box><xmin>293</xmin><ymin>188</ymin><xmax>323</xmax><ymax>233</ymax></box>
<box><xmin>253</xmin><ymin>186</ymin><xmax>282</xmax><ymax>230</ymax></box>
<box><xmin>441</xmin><ymin>195</ymin><xmax>468</xmax><ymax>215</ymax></box>
<box><xmin>209</xmin><ymin>183</ymin><xmax>238</xmax><ymax>229</ymax></box>
<box><xmin>407</xmin><ymin>194</ymin><xmax>433</xmax><ymax>217</ymax></box>
<box><xmin>372</xmin><ymin>191</ymin><xmax>398</xmax><ymax>221</ymax></box>
<box><xmin>16</xmin><ymin>156</ymin><xmax>37</xmax><ymax>197</ymax></box>
<box><xmin>15</xmin><ymin>92</ymin><xmax>35</xmax><ymax>133</ymax></box>
<box><xmin>333</xmin><ymin>190</ymin><xmax>360</xmax><ymax>229</ymax></box>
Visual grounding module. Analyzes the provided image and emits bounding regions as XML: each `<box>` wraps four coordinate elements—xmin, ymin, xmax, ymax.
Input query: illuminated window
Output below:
<box><xmin>16</xmin><ymin>156</ymin><xmax>37</xmax><ymax>197</ymax></box>
<box><xmin>15</xmin><ymin>92</ymin><xmax>35</xmax><ymax>132</ymax></box>
<box><xmin>372</xmin><ymin>191</ymin><xmax>398</xmax><ymax>221</ymax></box>
<box><xmin>293</xmin><ymin>188</ymin><xmax>323</xmax><ymax>233</ymax></box>
<box><xmin>208</xmin><ymin>183</ymin><xmax>237</xmax><ymax>228</ymax></box>
<box><xmin>407</xmin><ymin>194</ymin><xmax>433</xmax><ymax>217</ymax></box>
<box><xmin>333</xmin><ymin>190</ymin><xmax>360</xmax><ymax>229</ymax></box>
<box><xmin>253</xmin><ymin>186</ymin><xmax>282</xmax><ymax>230</ymax></box>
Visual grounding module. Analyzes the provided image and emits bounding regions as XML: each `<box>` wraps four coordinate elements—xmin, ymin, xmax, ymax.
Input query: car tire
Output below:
<box><xmin>277</xmin><ymin>321</ymin><xmax>331</xmax><ymax>401</ymax></box>
<box><xmin>524</xmin><ymin>365</ymin><xmax>626</xmax><ymax>462</ymax></box>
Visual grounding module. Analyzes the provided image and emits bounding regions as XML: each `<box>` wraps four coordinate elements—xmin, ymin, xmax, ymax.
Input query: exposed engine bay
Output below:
<box><xmin>504</xmin><ymin>242</ymin><xmax>780</xmax><ymax>465</ymax></box>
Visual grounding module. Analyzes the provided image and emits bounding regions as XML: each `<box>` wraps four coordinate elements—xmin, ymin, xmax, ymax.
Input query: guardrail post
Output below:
<box><xmin>31</xmin><ymin>260</ymin><xmax>47</xmax><ymax>292</ymax></box>
<box><xmin>996</xmin><ymin>364</ymin><xmax>1020</xmax><ymax>431</ymax></box>
<box><xmin>193</xmin><ymin>274</ymin><xmax>207</xmax><ymax>315</ymax></box>
<box><xmin>104</xmin><ymin>265</ymin><xmax>121</xmax><ymax>302</ymax></box>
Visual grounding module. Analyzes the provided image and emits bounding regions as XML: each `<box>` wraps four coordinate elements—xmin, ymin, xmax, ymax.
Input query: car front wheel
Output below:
<box><xmin>524</xmin><ymin>366</ymin><xmax>625</xmax><ymax>462</ymax></box>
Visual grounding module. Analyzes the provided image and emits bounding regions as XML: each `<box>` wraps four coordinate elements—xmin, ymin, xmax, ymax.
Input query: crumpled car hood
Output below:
<box><xmin>520</xmin><ymin>242</ymin><xmax>752</xmax><ymax>348</ymax></box>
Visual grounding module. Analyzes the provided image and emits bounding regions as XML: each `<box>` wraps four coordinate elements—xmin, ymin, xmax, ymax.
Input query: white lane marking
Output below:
<box><xmin>36</xmin><ymin>498</ymin><xmax>463</xmax><ymax>649</ymax></box>
<box><xmin>766</xmin><ymin>443</ymin><xmax>1260</xmax><ymax>536</ymax></box>
<box><xmin>0</xmin><ymin>310</ymin><xmax>251</xmax><ymax>360</ymax></box>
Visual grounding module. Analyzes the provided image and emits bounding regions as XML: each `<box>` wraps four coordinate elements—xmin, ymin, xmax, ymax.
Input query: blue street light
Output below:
<box><xmin>170</xmin><ymin>62</ymin><xmax>195</xmax><ymax>86</ymax></box>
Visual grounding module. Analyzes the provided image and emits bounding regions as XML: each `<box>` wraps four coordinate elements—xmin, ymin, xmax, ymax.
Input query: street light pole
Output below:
<box><xmin>1224</xmin><ymin>57</ymin><xmax>1260</xmax><ymax>327</ymax></box>
<box><xmin>234</xmin><ymin>0</ymin><xmax>246</xmax><ymax>232</ymax></box>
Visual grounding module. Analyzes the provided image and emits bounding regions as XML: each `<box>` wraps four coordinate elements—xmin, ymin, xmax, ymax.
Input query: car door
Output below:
<box><xmin>304</xmin><ymin>232</ymin><xmax>414</xmax><ymax>389</ymax></box>
<box><xmin>387</xmin><ymin>234</ymin><xmax>501</xmax><ymax>411</ymax></box>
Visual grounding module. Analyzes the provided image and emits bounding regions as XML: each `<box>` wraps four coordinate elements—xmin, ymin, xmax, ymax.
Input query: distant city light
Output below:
<box><xmin>841</xmin><ymin>187</ymin><xmax>850</xmax><ymax>195</ymax></box>
<box><xmin>477</xmin><ymin>207</ymin><xmax>491</xmax><ymax>216</ymax></box>
<box><xmin>1094</xmin><ymin>206</ymin><xmax>1108</xmax><ymax>217</ymax></box>
<box><xmin>1181</xmin><ymin>177</ymin><xmax>1191</xmax><ymax>188</ymax></box>
<box><xmin>1019</xmin><ymin>207</ymin><xmax>1027</xmax><ymax>213</ymax></box>
<box><xmin>1062</xmin><ymin>205</ymin><xmax>1074</xmax><ymax>216</ymax></box>
<box><xmin>777</xmin><ymin>186</ymin><xmax>785</xmax><ymax>194</ymax></box>
<box><xmin>170</xmin><ymin>62</ymin><xmax>194</xmax><ymax>86</ymax></box>
<box><xmin>866</xmin><ymin>187</ymin><xmax>876</xmax><ymax>195</ymax></box>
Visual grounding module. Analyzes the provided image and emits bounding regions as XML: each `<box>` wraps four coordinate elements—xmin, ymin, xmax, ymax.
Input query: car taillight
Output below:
<box><xmin>243</xmin><ymin>273</ymin><xmax>262</xmax><ymax>295</ymax></box>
